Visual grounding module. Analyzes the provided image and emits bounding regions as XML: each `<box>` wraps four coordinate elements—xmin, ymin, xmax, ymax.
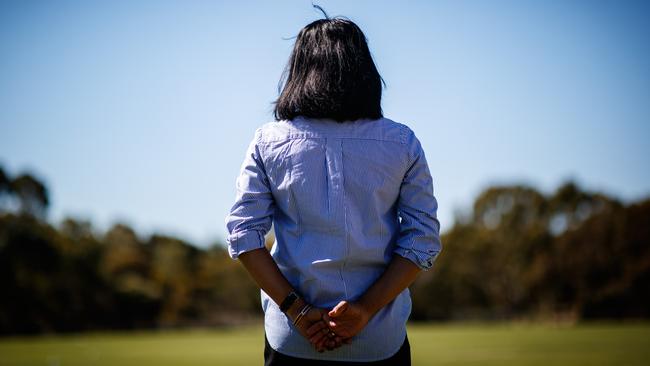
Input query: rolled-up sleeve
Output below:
<box><xmin>224</xmin><ymin>128</ymin><xmax>275</xmax><ymax>259</ymax></box>
<box><xmin>393</xmin><ymin>129</ymin><xmax>442</xmax><ymax>270</ymax></box>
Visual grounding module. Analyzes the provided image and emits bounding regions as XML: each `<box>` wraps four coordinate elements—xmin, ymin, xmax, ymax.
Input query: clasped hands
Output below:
<box><xmin>289</xmin><ymin>300</ymin><xmax>371</xmax><ymax>353</ymax></box>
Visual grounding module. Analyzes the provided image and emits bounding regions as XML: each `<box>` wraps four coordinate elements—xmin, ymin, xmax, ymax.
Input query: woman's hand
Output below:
<box><xmin>322</xmin><ymin>301</ymin><xmax>371</xmax><ymax>341</ymax></box>
<box><xmin>291</xmin><ymin>304</ymin><xmax>344</xmax><ymax>352</ymax></box>
<box><xmin>322</xmin><ymin>256</ymin><xmax>423</xmax><ymax>343</ymax></box>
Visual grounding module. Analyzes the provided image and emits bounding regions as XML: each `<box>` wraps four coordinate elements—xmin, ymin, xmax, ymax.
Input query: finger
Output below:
<box><xmin>328</xmin><ymin>301</ymin><xmax>349</xmax><ymax>318</ymax></box>
<box><xmin>325</xmin><ymin>339</ymin><xmax>333</xmax><ymax>350</ymax></box>
<box><xmin>326</xmin><ymin>338</ymin><xmax>337</xmax><ymax>350</ymax></box>
<box><xmin>312</xmin><ymin>337</ymin><xmax>323</xmax><ymax>352</ymax></box>
<box><xmin>326</xmin><ymin>332</ymin><xmax>343</xmax><ymax>349</ymax></box>
<box><xmin>310</xmin><ymin>327</ymin><xmax>329</xmax><ymax>344</ymax></box>
<box><xmin>306</xmin><ymin>320</ymin><xmax>326</xmax><ymax>337</ymax></box>
<box><xmin>326</xmin><ymin>335</ymin><xmax>342</xmax><ymax>348</ymax></box>
<box><xmin>322</xmin><ymin>312</ymin><xmax>331</xmax><ymax>323</ymax></box>
<box><xmin>325</xmin><ymin>328</ymin><xmax>338</xmax><ymax>340</ymax></box>
<box><xmin>306</xmin><ymin>330</ymin><xmax>325</xmax><ymax>343</ymax></box>
<box><xmin>315</xmin><ymin>336</ymin><xmax>329</xmax><ymax>352</ymax></box>
<box><xmin>322</xmin><ymin>313</ymin><xmax>335</xmax><ymax>329</ymax></box>
<box><xmin>309</xmin><ymin>330</ymin><xmax>327</xmax><ymax>346</ymax></box>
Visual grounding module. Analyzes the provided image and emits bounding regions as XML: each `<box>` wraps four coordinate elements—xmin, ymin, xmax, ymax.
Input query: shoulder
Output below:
<box><xmin>378</xmin><ymin>117</ymin><xmax>417</xmax><ymax>145</ymax></box>
<box><xmin>379</xmin><ymin>118</ymin><xmax>427</xmax><ymax>167</ymax></box>
<box><xmin>254</xmin><ymin>120</ymin><xmax>301</xmax><ymax>144</ymax></box>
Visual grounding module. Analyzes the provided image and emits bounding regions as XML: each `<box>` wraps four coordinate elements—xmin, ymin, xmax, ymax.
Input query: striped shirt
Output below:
<box><xmin>225</xmin><ymin>115</ymin><xmax>442</xmax><ymax>362</ymax></box>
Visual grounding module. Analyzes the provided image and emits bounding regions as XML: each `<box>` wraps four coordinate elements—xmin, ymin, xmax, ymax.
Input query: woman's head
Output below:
<box><xmin>274</xmin><ymin>7</ymin><xmax>385</xmax><ymax>123</ymax></box>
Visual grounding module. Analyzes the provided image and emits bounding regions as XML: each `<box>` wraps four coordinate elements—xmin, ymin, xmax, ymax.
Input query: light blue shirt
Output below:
<box><xmin>225</xmin><ymin>116</ymin><xmax>442</xmax><ymax>362</ymax></box>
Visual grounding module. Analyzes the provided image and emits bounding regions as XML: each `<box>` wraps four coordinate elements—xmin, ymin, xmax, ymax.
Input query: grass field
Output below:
<box><xmin>1</xmin><ymin>323</ymin><xmax>648</xmax><ymax>366</ymax></box>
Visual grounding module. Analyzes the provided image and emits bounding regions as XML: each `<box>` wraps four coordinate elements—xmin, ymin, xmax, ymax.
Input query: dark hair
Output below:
<box><xmin>273</xmin><ymin>6</ymin><xmax>385</xmax><ymax>123</ymax></box>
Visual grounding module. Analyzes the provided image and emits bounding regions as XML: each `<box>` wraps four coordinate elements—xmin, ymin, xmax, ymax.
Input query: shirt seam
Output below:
<box><xmin>258</xmin><ymin>135</ymin><xmax>404</xmax><ymax>144</ymax></box>
<box><xmin>340</xmin><ymin>137</ymin><xmax>350</xmax><ymax>307</ymax></box>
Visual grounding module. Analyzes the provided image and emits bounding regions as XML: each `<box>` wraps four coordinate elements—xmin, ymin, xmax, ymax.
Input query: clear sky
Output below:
<box><xmin>1</xmin><ymin>0</ymin><xmax>649</xmax><ymax>248</ymax></box>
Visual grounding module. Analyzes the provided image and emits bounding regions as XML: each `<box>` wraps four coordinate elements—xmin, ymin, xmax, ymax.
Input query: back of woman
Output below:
<box><xmin>250</xmin><ymin>115</ymin><xmax>439</xmax><ymax>361</ymax></box>
<box><xmin>225</xmin><ymin>6</ymin><xmax>442</xmax><ymax>365</ymax></box>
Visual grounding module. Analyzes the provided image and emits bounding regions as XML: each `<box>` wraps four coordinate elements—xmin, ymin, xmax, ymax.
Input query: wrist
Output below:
<box><xmin>355</xmin><ymin>299</ymin><xmax>378</xmax><ymax>321</ymax></box>
<box><xmin>279</xmin><ymin>291</ymin><xmax>299</xmax><ymax>313</ymax></box>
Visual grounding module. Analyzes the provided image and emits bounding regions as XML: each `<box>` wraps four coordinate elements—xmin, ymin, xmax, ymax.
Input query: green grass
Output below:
<box><xmin>1</xmin><ymin>323</ymin><xmax>648</xmax><ymax>366</ymax></box>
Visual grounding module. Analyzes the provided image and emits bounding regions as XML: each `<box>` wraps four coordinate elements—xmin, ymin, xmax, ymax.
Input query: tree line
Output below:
<box><xmin>0</xmin><ymin>165</ymin><xmax>648</xmax><ymax>335</ymax></box>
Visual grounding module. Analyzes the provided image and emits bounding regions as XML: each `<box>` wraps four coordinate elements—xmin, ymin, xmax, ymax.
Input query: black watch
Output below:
<box><xmin>279</xmin><ymin>291</ymin><xmax>299</xmax><ymax>313</ymax></box>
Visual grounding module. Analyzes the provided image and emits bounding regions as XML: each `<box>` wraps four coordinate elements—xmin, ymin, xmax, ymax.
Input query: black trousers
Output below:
<box><xmin>263</xmin><ymin>333</ymin><xmax>411</xmax><ymax>366</ymax></box>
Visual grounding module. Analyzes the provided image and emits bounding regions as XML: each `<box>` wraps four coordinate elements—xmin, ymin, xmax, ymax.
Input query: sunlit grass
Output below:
<box><xmin>0</xmin><ymin>322</ymin><xmax>648</xmax><ymax>366</ymax></box>
<box><xmin>407</xmin><ymin>322</ymin><xmax>650</xmax><ymax>366</ymax></box>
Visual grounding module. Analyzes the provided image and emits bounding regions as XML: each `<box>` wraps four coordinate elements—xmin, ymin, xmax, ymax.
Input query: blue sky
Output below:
<box><xmin>1</xmin><ymin>0</ymin><xmax>649</xmax><ymax>247</ymax></box>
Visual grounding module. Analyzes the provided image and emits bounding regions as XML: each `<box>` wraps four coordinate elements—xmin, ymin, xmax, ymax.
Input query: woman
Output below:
<box><xmin>225</xmin><ymin>8</ymin><xmax>442</xmax><ymax>365</ymax></box>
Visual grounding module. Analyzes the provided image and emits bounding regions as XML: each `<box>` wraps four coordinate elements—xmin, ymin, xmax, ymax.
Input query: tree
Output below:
<box><xmin>10</xmin><ymin>173</ymin><xmax>49</xmax><ymax>219</ymax></box>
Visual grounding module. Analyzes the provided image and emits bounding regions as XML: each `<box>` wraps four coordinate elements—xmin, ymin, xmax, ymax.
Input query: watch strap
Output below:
<box><xmin>279</xmin><ymin>291</ymin><xmax>299</xmax><ymax>313</ymax></box>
